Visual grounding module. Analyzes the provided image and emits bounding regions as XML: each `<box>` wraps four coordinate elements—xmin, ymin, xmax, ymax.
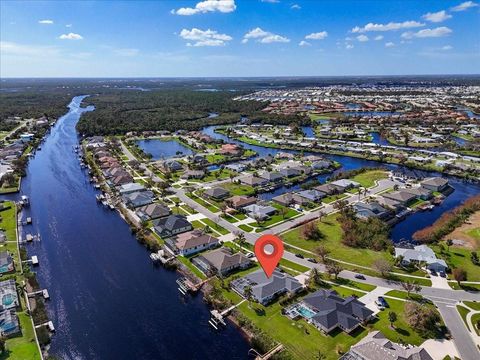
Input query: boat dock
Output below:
<box><xmin>22</xmin><ymin>255</ymin><xmax>39</xmax><ymax>266</ymax></box>
<box><xmin>27</xmin><ymin>289</ymin><xmax>50</xmax><ymax>300</ymax></box>
<box><xmin>150</xmin><ymin>250</ymin><xmax>175</xmax><ymax>265</ymax></box>
<box><xmin>208</xmin><ymin>299</ymin><xmax>246</xmax><ymax>329</ymax></box>
<box><xmin>248</xmin><ymin>344</ymin><xmax>284</xmax><ymax>360</ymax></box>
<box><xmin>35</xmin><ymin>321</ymin><xmax>55</xmax><ymax>332</ymax></box>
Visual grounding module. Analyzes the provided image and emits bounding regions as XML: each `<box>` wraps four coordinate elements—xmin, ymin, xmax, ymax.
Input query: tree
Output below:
<box><xmin>279</xmin><ymin>206</ymin><xmax>289</xmax><ymax>220</ymax></box>
<box><xmin>302</xmin><ymin>222</ymin><xmax>323</xmax><ymax>241</ymax></box>
<box><xmin>373</xmin><ymin>259</ymin><xmax>392</xmax><ymax>278</ymax></box>
<box><xmin>244</xmin><ymin>285</ymin><xmax>254</xmax><ymax>308</ymax></box>
<box><xmin>317</xmin><ymin>210</ymin><xmax>325</xmax><ymax>223</ymax></box>
<box><xmin>446</xmin><ymin>239</ymin><xmax>453</xmax><ymax>251</ymax></box>
<box><xmin>401</xmin><ymin>280</ymin><xmax>420</xmax><ymax>298</ymax></box>
<box><xmin>452</xmin><ymin>267</ymin><xmax>467</xmax><ymax>285</ymax></box>
<box><xmin>314</xmin><ymin>245</ymin><xmax>330</xmax><ymax>263</ymax></box>
<box><xmin>388</xmin><ymin>311</ymin><xmax>397</xmax><ymax>328</ymax></box>
<box><xmin>308</xmin><ymin>268</ymin><xmax>323</xmax><ymax>288</ymax></box>
<box><xmin>325</xmin><ymin>260</ymin><xmax>343</xmax><ymax>280</ymax></box>
<box><xmin>404</xmin><ymin>302</ymin><xmax>441</xmax><ymax>337</ymax></box>
<box><xmin>234</xmin><ymin>231</ymin><xmax>246</xmax><ymax>248</ymax></box>
<box><xmin>471</xmin><ymin>251</ymin><xmax>479</xmax><ymax>266</ymax></box>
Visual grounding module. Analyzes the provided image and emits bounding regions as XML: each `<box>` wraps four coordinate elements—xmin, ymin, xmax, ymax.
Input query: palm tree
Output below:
<box><xmin>388</xmin><ymin>311</ymin><xmax>397</xmax><ymax>328</ymax></box>
<box><xmin>235</xmin><ymin>232</ymin><xmax>246</xmax><ymax>248</ymax></box>
<box><xmin>244</xmin><ymin>285</ymin><xmax>254</xmax><ymax>308</ymax></box>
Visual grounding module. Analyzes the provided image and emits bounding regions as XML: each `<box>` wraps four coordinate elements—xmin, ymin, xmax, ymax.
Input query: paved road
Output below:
<box><xmin>437</xmin><ymin>301</ymin><xmax>480</xmax><ymax>360</ymax></box>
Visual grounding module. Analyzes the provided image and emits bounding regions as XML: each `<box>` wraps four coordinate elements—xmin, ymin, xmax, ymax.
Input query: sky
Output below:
<box><xmin>1</xmin><ymin>0</ymin><xmax>479</xmax><ymax>77</ymax></box>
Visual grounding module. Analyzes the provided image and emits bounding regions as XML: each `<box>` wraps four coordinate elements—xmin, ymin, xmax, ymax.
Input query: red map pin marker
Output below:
<box><xmin>254</xmin><ymin>234</ymin><xmax>284</xmax><ymax>278</ymax></box>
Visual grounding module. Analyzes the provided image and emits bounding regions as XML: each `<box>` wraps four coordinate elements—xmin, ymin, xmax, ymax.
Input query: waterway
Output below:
<box><xmin>3</xmin><ymin>97</ymin><xmax>250</xmax><ymax>359</ymax></box>
<box><xmin>136</xmin><ymin>138</ymin><xmax>194</xmax><ymax>160</ymax></box>
<box><xmin>202</xmin><ymin>125</ymin><xmax>480</xmax><ymax>242</ymax></box>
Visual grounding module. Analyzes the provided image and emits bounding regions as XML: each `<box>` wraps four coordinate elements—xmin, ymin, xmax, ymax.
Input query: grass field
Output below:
<box><xmin>350</xmin><ymin>170</ymin><xmax>388</xmax><ymax>188</ymax></box>
<box><xmin>464</xmin><ymin>301</ymin><xmax>480</xmax><ymax>311</ymax></box>
<box><xmin>457</xmin><ymin>305</ymin><xmax>471</xmax><ymax>331</ymax></box>
<box><xmin>434</xmin><ymin>245</ymin><xmax>480</xmax><ymax>282</ymax></box>
<box><xmin>280</xmin><ymin>214</ymin><xmax>393</xmax><ymax>268</ymax></box>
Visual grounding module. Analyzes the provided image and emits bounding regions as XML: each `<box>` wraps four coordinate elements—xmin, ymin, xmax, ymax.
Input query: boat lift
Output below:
<box><xmin>27</xmin><ymin>289</ymin><xmax>50</xmax><ymax>300</ymax></box>
<box><xmin>208</xmin><ymin>299</ymin><xmax>246</xmax><ymax>330</ymax></box>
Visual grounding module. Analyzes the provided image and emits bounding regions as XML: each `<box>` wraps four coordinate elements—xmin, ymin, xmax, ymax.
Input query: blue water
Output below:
<box><xmin>202</xmin><ymin>125</ymin><xmax>480</xmax><ymax>241</ymax></box>
<box><xmin>136</xmin><ymin>139</ymin><xmax>194</xmax><ymax>160</ymax></box>
<box><xmin>370</xmin><ymin>132</ymin><xmax>391</xmax><ymax>146</ymax></box>
<box><xmin>1</xmin><ymin>97</ymin><xmax>249</xmax><ymax>359</ymax></box>
<box><xmin>2</xmin><ymin>294</ymin><xmax>14</xmax><ymax>306</ymax></box>
<box><xmin>453</xmin><ymin>136</ymin><xmax>469</xmax><ymax>146</ymax></box>
<box><xmin>302</xmin><ymin>126</ymin><xmax>315</xmax><ymax>138</ymax></box>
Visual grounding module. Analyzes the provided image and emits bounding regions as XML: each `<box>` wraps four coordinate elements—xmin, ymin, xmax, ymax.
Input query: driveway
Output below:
<box><xmin>358</xmin><ymin>286</ymin><xmax>390</xmax><ymax>315</ymax></box>
<box><xmin>421</xmin><ymin>339</ymin><xmax>459</xmax><ymax>360</ymax></box>
<box><xmin>430</xmin><ymin>274</ymin><xmax>451</xmax><ymax>289</ymax></box>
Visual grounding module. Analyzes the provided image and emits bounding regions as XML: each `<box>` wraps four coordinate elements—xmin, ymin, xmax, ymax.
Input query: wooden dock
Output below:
<box><xmin>248</xmin><ymin>344</ymin><xmax>284</xmax><ymax>360</ymax></box>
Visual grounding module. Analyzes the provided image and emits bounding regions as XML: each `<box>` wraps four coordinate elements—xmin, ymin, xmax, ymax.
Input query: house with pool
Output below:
<box><xmin>0</xmin><ymin>279</ymin><xmax>20</xmax><ymax>336</ymax></box>
<box><xmin>284</xmin><ymin>289</ymin><xmax>373</xmax><ymax>334</ymax></box>
<box><xmin>0</xmin><ymin>251</ymin><xmax>14</xmax><ymax>274</ymax></box>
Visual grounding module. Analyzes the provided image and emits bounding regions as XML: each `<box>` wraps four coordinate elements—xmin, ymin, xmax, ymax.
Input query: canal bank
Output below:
<box><xmin>1</xmin><ymin>96</ymin><xmax>250</xmax><ymax>359</ymax></box>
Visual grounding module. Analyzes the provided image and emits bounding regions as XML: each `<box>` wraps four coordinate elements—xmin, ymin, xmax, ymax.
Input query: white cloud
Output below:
<box><xmin>356</xmin><ymin>34</ymin><xmax>369</xmax><ymax>42</ymax></box>
<box><xmin>345</xmin><ymin>37</ymin><xmax>353</xmax><ymax>41</ymax></box>
<box><xmin>1</xmin><ymin>41</ymin><xmax>60</xmax><ymax>57</ymax></box>
<box><xmin>38</xmin><ymin>19</ymin><xmax>53</xmax><ymax>24</ymax></box>
<box><xmin>305</xmin><ymin>31</ymin><xmax>328</xmax><ymax>40</ymax></box>
<box><xmin>346</xmin><ymin>44</ymin><xmax>354</xmax><ymax>49</ymax></box>
<box><xmin>261</xmin><ymin>0</ymin><xmax>279</xmax><ymax>3</ymax></box>
<box><xmin>114</xmin><ymin>48</ymin><xmax>139</xmax><ymax>57</ymax></box>
<box><xmin>451</xmin><ymin>1</ymin><xmax>478</xmax><ymax>11</ymax></box>
<box><xmin>180</xmin><ymin>28</ymin><xmax>232</xmax><ymax>46</ymax></box>
<box><xmin>291</xmin><ymin>4</ymin><xmax>301</xmax><ymax>9</ymax></box>
<box><xmin>385</xmin><ymin>42</ymin><xmax>395</xmax><ymax>47</ymax></box>
<box><xmin>173</xmin><ymin>0</ymin><xmax>236</xmax><ymax>15</ymax></box>
<box><xmin>401</xmin><ymin>26</ymin><xmax>452</xmax><ymax>39</ymax></box>
<box><xmin>422</xmin><ymin>10</ymin><xmax>452</xmax><ymax>23</ymax></box>
<box><xmin>259</xmin><ymin>34</ymin><xmax>290</xmax><ymax>43</ymax></box>
<box><xmin>374</xmin><ymin>35</ymin><xmax>384</xmax><ymax>41</ymax></box>
<box><xmin>299</xmin><ymin>40</ymin><xmax>311</xmax><ymax>46</ymax></box>
<box><xmin>352</xmin><ymin>20</ymin><xmax>424</xmax><ymax>33</ymax></box>
<box><xmin>66</xmin><ymin>24</ymin><xmax>73</xmax><ymax>28</ymax></box>
<box><xmin>59</xmin><ymin>32</ymin><xmax>83</xmax><ymax>40</ymax></box>
<box><xmin>243</xmin><ymin>27</ymin><xmax>289</xmax><ymax>43</ymax></box>
<box><xmin>441</xmin><ymin>45</ymin><xmax>453</xmax><ymax>50</ymax></box>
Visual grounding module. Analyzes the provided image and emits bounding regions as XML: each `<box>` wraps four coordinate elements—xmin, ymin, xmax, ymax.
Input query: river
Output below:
<box><xmin>3</xmin><ymin>97</ymin><xmax>250</xmax><ymax>359</ymax></box>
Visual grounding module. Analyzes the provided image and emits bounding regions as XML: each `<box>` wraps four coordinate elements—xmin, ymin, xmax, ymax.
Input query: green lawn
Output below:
<box><xmin>385</xmin><ymin>290</ymin><xmax>424</xmax><ymax>302</ymax></box>
<box><xmin>322</xmin><ymin>193</ymin><xmax>348</xmax><ymax>204</ymax></box>
<box><xmin>201</xmin><ymin>218</ymin><xmax>229</xmax><ymax>235</ymax></box>
<box><xmin>351</xmin><ymin>170</ymin><xmax>388</xmax><ymax>188</ymax></box>
<box><xmin>464</xmin><ymin>301</ymin><xmax>480</xmax><ymax>311</ymax></box>
<box><xmin>238</xmin><ymin>224</ymin><xmax>253</xmax><ymax>232</ymax></box>
<box><xmin>466</xmin><ymin>227</ymin><xmax>480</xmax><ymax>241</ymax></box>
<box><xmin>278</xmin><ymin>258</ymin><xmax>310</xmax><ymax>273</ymax></box>
<box><xmin>471</xmin><ymin>313</ymin><xmax>480</xmax><ymax>336</ymax></box>
<box><xmin>176</xmin><ymin>256</ymin><xmax>206</xmax><ymax>280</ymax></box>
<box><xmin>280</xmin><ymin>214</ymin><xmax>393</xmax><ymax>268</ymax></box>
<box><xmin>456</xmin><ymin>305</ymin><xmax>471</xmax><ymax>331</ymax></box>
<box><xmin>434</xmin><ymin>245</ymin><xmax>480</xmax><ymax>282</ymax></box>
<box><xmin>221</xmin><ymin>182</ymin><xmax>255</xmax><ymax>196</ymax></box>
<box><xmin>250</xmin><ymin>204</ymin><xmax>299</xmax><ymax>229</ymax></box>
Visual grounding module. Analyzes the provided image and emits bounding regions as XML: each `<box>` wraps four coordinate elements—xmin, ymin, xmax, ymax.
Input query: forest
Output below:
<box><xmin>76</xmin><ymin>90</ymin><xmax>307</xmax><ymax>135</ymax></box>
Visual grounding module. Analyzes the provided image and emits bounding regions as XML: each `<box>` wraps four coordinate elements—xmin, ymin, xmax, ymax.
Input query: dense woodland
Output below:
<box><xmin>76</xmin><ymin>90</ymin><xmax>306</xmax><ymax>135</ymax></box>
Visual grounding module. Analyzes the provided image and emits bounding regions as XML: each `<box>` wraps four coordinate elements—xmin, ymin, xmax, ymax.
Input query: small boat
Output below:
<box><xmin>101</xmin><ymin>200</ymin><xmax>108</xmax><ymax>207</ymax></box>
<box><xmin>95</xmin><ymin>194</ymin><xmax>104</xmax><ymax>202</ymax></box>
<box><xmin>108</xmin><ymin>203</ymin><xmax>115</xmax><ymax>210</ymax></box>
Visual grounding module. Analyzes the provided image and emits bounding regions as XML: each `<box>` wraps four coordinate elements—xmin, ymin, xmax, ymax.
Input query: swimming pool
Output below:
<box><xmin>2</xmin><ymin>293</ymin><xmax>15</xmax><ymax>307</ymax></box>
<box><xmin>297</xmin><ymin>304</ymin><xmax>316</xmax><ymax>319</ymax></box>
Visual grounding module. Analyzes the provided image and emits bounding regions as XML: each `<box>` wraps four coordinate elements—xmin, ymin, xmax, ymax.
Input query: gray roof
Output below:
<box><xmin>258</xmin><ymin>171</ymin><xmax>283</xmax><ymax>182</ymax></box>
<box><xmin>197</xmin><ymin>247</ymin><xmax>250</xmax><ymax>272</ymax></box>
<box><xmin>154</xmin><ymin>215</ymin><xmax>191</xmax><ymax>233</ymax></box>
<box><xmin>204</xmin><ymin>187</ymin><xmax>230</xmax><ymax>198</ymax></box>
<box><xmin>421</xmin><ymin>177</ymin><xmax>448</xmax><ymax>188</ymax></box>
<box><xmin>345</xmin><ymin>331</ymin><xmax>433</xmax><ymax>360</ymax></box>
<box><xmin>118</xmin><ymin>182</ymin><xmax>145</xmax><ymax>194</ymax></box>
<box><xmin>303</xmin><ymin>289</ymin><xmax>373</xmax><ymax>331</ymax></box>
<box><xmin>122</xmin><ymin>191</ymin><xmax>154</xmax><ymax>207</ymax></box>
<box><xmin>296</xmin><ymin>189</ymin><xmax>325</xmax><ymax>201</ymax></box>
<box><xmin>136</xmin><ymin>203</ymin><xmax>171</xmax><ymax>219</ymax></box>
<box><xmin>382</xmin><ymin>191</ymin><xmax>417</xmax><ymax>203</ymax></box>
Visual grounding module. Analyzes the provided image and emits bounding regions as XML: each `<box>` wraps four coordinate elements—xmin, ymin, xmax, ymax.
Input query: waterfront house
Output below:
<box><xmin>258</xmin><ymin>171</ymin><xmax>283</xmax><ymax>183</ymax></box>
<box><xmin>220</xmin><ymin>143</ymin><xmax>241</xmax><ymax>156</ymax></box>
<box><xmin>111</xmin><ymin>173</ymin><xmax>134</xmax><ymax>187</ymax></box>
<box><xmin>231</xmin><ymin>268</ymin><xmax>303</xmax><ymax>305</ymax></box>
<box><xmin>225</xmin><ymin>163</ymin><xmax>246</xmax><ymax>172</ymax></box>
<box><xmin>118</xmin><ymin>182</ymin><xmax>146</xmax><ymax>195</ymax></box>
<box><xmin>421</xmin><ymin>177</ymin><xmax>450</xmax><ymax>192</ymax></box>
<box><xmin>122</xmin><ymin>191</ymin><xmax>155</xmax><ymax>209</ymax></box>
<box><xmin>296</xmin><ymin>189</ymin><xmax>325</xmax><ymax>203</ymax></box>
<box><xmin>153</xmin><ymin>215</ymin><xmax>193</xmax><ymax>238</ymax></box>
<box><xmin>286</xmin><ymin>289</ymin><xmax>373</xmax><ymax>334</ymax></box>
<box><xmin>272</xmin><ymin>193</ymin><xmax>295</xmax><ymax>207</ymax></box>
<box><xmin>204</xmin><ymin>187</ymin><xmax>230</xmax><ymax>200</ymax></box>
<box><xmin>311</xmin><ymin>160</ymin><xmax>332</xmax><ymax>170</ymax></box>
<box><xmin>19</xmin><ymin>133</ymin><xmax>34</xmax><ymax>142</ymax></box>
<box><xmin>394</xmin><ymin>244</ymin><xmax>447</xmax><ymax>273</ymax></box>
<box><xmin>330</xmin><ymin>179</ymin><xmax>360</xmax><ymax>191</ymax></box>
<box><xmin>340</xmin><ymin>331</ymin><xmax>433</xmax><ymax>360</ymax></box>
<box><xmin>314</xmin><ymin>184</ymin><xmax>339</xmax><ymax>195</ymax></box>
<box><xmin>0</xmin><ymin>279</ymin><xmax>19</xmax><ymax>310</ymax></box>
<box><xmin>166</xmin><ymin>229</ymin><xmax>219</xmax><ymax>256</ymax></box>
<box><xmin>279</xmin><ymin>167</ymin><xmax>302</xmax><ymax>178</ymax></box>
<box><xmin>160</xmin><ymin>159</ymin><xmax>183</xmax><ymax>172</ymax></box>
<box><xmin>403</xmin><ymin>187</ymin><xmax>433</xmax><ymax>200</ymax></box>
<box><xmin>192</xmin><ymin>247</ymin><xmax>251</xmax><ymax>277</ymax></box>
<box><xmin>239</xmin><ymin>175</ymin><xmax>268</xmax><ymax>187</ymax></box>
<box><xmin>354</xmin><ymin>201</ymin><xmax>391</xmax><ymax>220</ymax></box>
<box><xmin>243</xmin><ymin>204</ymin><xmax>277</xmax><ymax>220</ymax></box>
<box><xmin>225</xmin><ymin>195</ymin><xmax>257</xmax><ymax>210</ymax></box>
<box><xmin>136</xmin><ymin>203</ymin><xmax>171</xmax><ymax>221</ymax></box>
<box><xmin>0</xmin><ymin>309</ymin><xmax>20</xmax><ymax>337</ymax></box>
<box><xmin>0</xmin><ymin>252</ymin><xmax>14</xmax><ymax>274</ymax></box>
<box><xmin>382</xmin><ymin>191</ymin><xmax>417</xmax><ymax>206</ymax></box>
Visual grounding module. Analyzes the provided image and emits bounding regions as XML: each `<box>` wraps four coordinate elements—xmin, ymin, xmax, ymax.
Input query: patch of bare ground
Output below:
<box><xmin>445</xmin><ymin>211</ymin><xmax>480</xmax><ymax>250</ymax></box>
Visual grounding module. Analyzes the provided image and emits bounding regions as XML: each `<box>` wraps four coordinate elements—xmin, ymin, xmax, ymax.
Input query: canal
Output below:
<box><xmin>202</xmin><ymin>125</ymin><xmax>480</xmax><ymax>242</ymax></box>
<box><xmin>5</xmin><ymin>97</ymin><xmax>250</xmax><ymax>359</ymax></box>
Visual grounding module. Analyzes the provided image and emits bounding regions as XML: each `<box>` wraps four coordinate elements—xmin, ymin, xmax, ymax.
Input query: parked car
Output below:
<box><xmin>354</xmin><ymin>274</ymin><xmax>366</xmax><ymax>280</ymax></box>
<box><xmin>430</xmin><ymin>269</ymin><xmax>437</xmax><ymax>276</ymax></box>
<box><xmin>375</xmin><ymin>296</ymin><xmax>388</xmax><ymax>309</ymax></box>
<box><xmin>295</xmin><ymin>253</ymin><xmax>304</xmax><ymax>259</ymax></box>
<box><xmin>246</xmin><ymin>253</ymin><xmax>254</xmax><ymax>258</ymax></box>
<box><xmin>307</xmin><ymin>258</ymin><xmax>317</xmax><ymax>263</ymax></box>
<box><xmin>439</xmin><ymin>271</ymin><xmax>446</xmax><ymax>278</ymax></box>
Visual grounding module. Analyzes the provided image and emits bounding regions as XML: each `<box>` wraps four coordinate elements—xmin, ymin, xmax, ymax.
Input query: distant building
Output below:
<box><xmin>354</xmin><ymin>201</ymin><xmax>391</xmax><ymax>220</ymax></box>
<box><xmin>341</xmin><ymin>330</ymin><xmax>433</xmax><ymax>360</ymax></box>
